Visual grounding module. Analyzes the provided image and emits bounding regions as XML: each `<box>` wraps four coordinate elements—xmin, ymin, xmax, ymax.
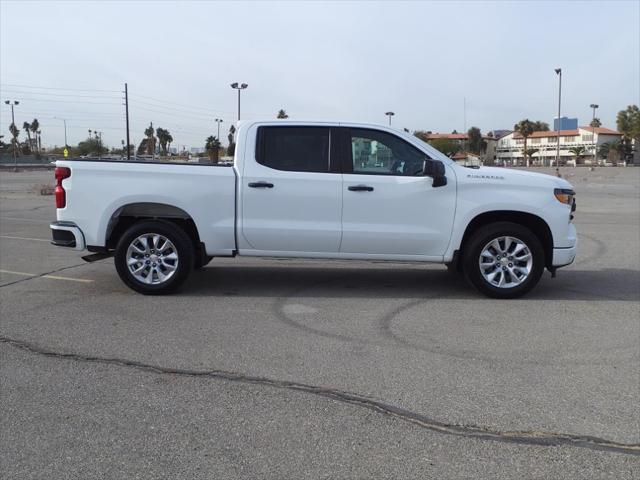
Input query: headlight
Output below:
<box><xmin>554</xmin><ymin>188</ymin><xmax>575</xmax><ymax>206</ymax></box>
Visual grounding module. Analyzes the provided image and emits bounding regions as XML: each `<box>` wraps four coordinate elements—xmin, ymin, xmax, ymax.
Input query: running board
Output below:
<box><xmin>81</xmin><ymin>252</ymin><xmax>113</xmax><ymax>263</ymax></box>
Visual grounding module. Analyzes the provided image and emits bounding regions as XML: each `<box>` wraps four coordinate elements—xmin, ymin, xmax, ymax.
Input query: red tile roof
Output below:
<box><xmin>578</xmin><ymin>126</ymin><xmax>621</xmax><ymax>135</ymax></box>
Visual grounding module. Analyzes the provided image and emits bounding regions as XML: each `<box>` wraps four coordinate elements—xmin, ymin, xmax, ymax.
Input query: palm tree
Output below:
<box><xmin>227</xmin><ymin>124</ymin><xmax>236</xmax><ymax>156</ymax></box>
<box><xmin>144</xmin><ymin>123</ymin><xmax>156</xmax><ymax>156</ymax></box>
<box><xmin>277</xmin><ymin>109</ymin><xmax>289</xmax><ymax>119</ymax></box>
<box><xmin>523</xmin><ymin>148</ymin><xmax>539</xmax><ymax>164</ymax></box>
<box><xmin>514</xmin><ymin>119</ymin><xmax>535</xmax><ymax>167</ymax></box>
<box><xmin>568</xmin><ymin>146</ymin><xmax>586</xmax><ymax>165</ymax></box>
<box><xmin>532</xmin><ymin>121</ymin><xmax>549</xmax><ymax>132</ymax></box>
<box><xmin>8</xmin><ymin>123</ymin><xmax>20</xmax><ymax>156</ymax></box>
<box><xmin>205</xmin><ymin>135</ymin><xmax>221</xmax><ymax>163</ymax></box>
<box><xmin>589</xmin><ymin>118</ymin><xmax>602</xmax><ymax>128</ymax></box>
<box><xmin>616</xmin><ymin>105</ymin><xmax>639</xmax><ymax>163</ymax></box>
<box><xmin>599</xmin><ymin>141</ymin><xmax>623</xmax><ymax>165</ymax></box>
<box><xmin>156</xmin><ymin>128</ymin><xmax>173</xmax><ymax>156</ymax></box>
<box><xmin>30</xmin><ymin>118</ymin><xmax>40</xmax><ymax>151</ymax></box>
<box><xmin>22</xmin><ymin>122</ymin><xmax>33</xmax><ymax>153</ymax></box>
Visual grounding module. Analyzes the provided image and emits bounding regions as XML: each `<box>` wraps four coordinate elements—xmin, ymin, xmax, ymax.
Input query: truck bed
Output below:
<box><xmin>56</xmin><ymin>160</ymin><xmax>238</xmax><ymax>255</ymax></box>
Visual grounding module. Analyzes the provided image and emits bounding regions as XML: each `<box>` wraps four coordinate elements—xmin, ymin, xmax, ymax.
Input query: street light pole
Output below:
<box><xmin>554</xmin><ymin>68</ymin><xmax>562</xmax><ymax>168</ymax></box>
<box><xmin>5</xmin><ymin>100</ymin><xmax>19</xmax><ymax>171</ymax></box>
<box><xmin>590</xmin><ymin>103</ymin><xmax>599</xmax><ymax>165</ymax></box>
<box><xmin>125</xmin><ymin>83</ymin><xmax>131</xmax><ymax>160</ymax></box>
<box><xmin>385</xmin><ymin>111</ymin><xmax>395</xmax><ymax>125</ymax></box>
<box><xmin>214</xmin><ymin>118</ymin><xmax>223</xmax><ymax>141</ymax></box>
<box><xmin>230</xmin><ymin>83</ymin><xmax>248</xmax><ymax>121</ymax></box>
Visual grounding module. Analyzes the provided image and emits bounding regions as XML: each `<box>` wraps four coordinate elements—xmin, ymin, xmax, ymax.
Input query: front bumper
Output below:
<box><xmin>552</xmin><ymin>223</ymin><xmax>578</xmax><ymax>267</ymax></box>
<box><xmin>50</xmin><ymin>221</ymin><xmax>86</xmax><ymax>251</ymax></box>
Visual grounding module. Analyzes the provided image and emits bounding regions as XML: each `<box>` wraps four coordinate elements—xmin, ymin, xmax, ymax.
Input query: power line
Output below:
<box><xmin>5</xmin><ymin>97</ymin><xmax>121</xmax><ymax>105</ymax></box>
<box><xmin>1</xmin><ymin>89</ymin><xmax>122</xmax><ymax>100</ymax></box>
<box><xmin>1</xmin><ymin>83</ymin><xmax>120</xmax><ymax>93</ymax></box>
<box><xmin>130</xmin><ymin>93</ymin><xmax>221</xmax><ymax>114</ymax></box>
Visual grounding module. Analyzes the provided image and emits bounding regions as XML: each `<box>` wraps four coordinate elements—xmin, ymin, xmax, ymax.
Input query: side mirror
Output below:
<box><xmin>423</xmin><ymin>159</ymin><xmax>447</xmax><ymax>187</ymax></box>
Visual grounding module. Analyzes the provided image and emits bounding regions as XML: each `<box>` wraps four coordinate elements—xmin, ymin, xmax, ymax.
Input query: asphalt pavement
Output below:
<box><xmin>1</xmin><ymin>167</ymin><xmax>638</xmax><ymax>479</ymax></box>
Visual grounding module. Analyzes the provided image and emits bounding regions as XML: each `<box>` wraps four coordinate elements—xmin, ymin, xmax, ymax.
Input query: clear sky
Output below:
<box><xmin>1</xmin><ymin>0</ymin><xmax>638</xmax><ymax>149</ymax></box>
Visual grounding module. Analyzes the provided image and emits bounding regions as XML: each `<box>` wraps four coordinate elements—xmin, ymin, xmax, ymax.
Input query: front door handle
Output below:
<box><xmin>348</xmin><ymin>185</ymin><xmax>374</xmax><ymax>192</ymax></box>
<box><xmin>248</xmin><ymin>181</ymin><xmax>274</xmax><ymax>188</ymax></box>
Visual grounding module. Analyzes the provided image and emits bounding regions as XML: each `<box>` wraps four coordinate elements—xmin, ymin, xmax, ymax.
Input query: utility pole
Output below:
<box><xmin>54</xmin><ymin>117</ymin><xmax>68</xmax><ymax>146</ymax></box>
<box><xmin>385</xmin><ymin>111</ymin><xmax>395</xmax><ymax>125</ymax></box>
<box><xmin>590</xmin><ymin>103</ymin><xmax>599</xmax><ymax>165</ymax></box>
<box><xmin>230</xmin><ymin>83</ymin><xmax>248</xmax><ymax>121</ymax></box>
<box><xmin>214</xmin><ymin>118</ymin><xmax>223</xmax><ymax>141</ymax></box>
<box><xmin>554</xmin><ymin>68</ymin><xmax>562</xmax><ymax>168</ymax></box>
<box><xmin>463</xmin><ymin>97</ymin><xmax>467</xmax><ymax>132</ymax></box>
<box><xmin>5</xmin><ymin>100</ymin><xmax>19</xmax><ymax>171</ymax></box>
<box><xmin>125</xmin><ymin>83</ymin><xmax>131</xmax><ymax>160</ymax></box>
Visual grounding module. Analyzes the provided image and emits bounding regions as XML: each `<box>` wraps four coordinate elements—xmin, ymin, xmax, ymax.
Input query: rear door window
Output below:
<box><xmin>256</xmin><ymin>127</ymin><xmax>330</xmax><ymax>173</ymax></box>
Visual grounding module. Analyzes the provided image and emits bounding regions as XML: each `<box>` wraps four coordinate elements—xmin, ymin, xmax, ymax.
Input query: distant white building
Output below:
<box><xmin>496</xmin><ymin>126</ymin><xmax>622</xmax><ymax>165</ymax></box>
<box><xmin>190</xmin><ymin>147</ymin><xmax>205</xmax><ymax>154</ymax></box>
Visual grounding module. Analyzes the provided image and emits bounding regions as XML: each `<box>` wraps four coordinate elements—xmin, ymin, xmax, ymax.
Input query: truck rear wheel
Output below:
<box><xmin>114</xmin><ymin>220</ymin><xmax>194</xmax><ymax>295</ymax></box>
<box><xmin>462</xmin><ymin>222</ymin><xmax>544</xmax><ymax>299</ymax></box>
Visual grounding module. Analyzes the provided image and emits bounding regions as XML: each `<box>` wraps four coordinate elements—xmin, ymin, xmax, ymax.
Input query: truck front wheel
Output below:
<box><xmin>462</xmin><ymin>222</ymin><xmax>544</xmax><ymax>299</ymax></box>
<box><xmin>114</xmin><ymin>220</ymin><xmax>194</xmax><ymax>295</ymax></box>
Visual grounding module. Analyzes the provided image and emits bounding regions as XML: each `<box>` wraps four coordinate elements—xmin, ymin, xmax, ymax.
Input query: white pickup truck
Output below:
<box><xmin>50</xmin><ymin>121</ymin><xmax>577</xmax><ymax>298</ymax></box>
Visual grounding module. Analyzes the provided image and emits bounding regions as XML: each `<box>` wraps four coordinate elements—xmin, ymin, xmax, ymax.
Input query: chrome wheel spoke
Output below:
<box><xmin>131</xmin><ymin>243</ymin><xmax>146</xmax><ymax>254</ymax></box>
<box><xmin>161</xmin><ymin>262</ymin><xmax>176</xmax><ymax>273</ymax></box>
<box><xmin>479</xmin><ymin>236</ymin><xmax>533</xmax><ymax>289</ymax></box>
<box><xmin>132</xmin><ymin>264</ymin><xmax>147</xmax><ymax>274</ymax></box>
<box><xmin>126</xmin><ymin>233</ymin><xmax>178</xmax><ymax>285</ymax></box>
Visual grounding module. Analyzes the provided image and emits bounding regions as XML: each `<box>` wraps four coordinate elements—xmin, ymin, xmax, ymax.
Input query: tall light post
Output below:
<box><xmin>5</xmin><ymin>100</ymin><xmax>19</xmax><ymax>171</ymax></box>
<box><xmin>214</xmin><ymin>118</ymin><xmax>224</xmax><ymax>141</ymax></box>
<box><xmin>230</xmin><ymin>83</ymin><xmax>248</xmax><ymax>121</ymax></box>
<box><xmin>590</xmin><ymin>103</ymin><xmax>599</xmax><ymax>165</ymax></box>
<box><xmin>554</xmin><ymin>68</ymin><xmax>562</xmax><ymax>167</ymax></box>
<box><xmin>385</xmin><ymin>111</ymin><xmax>395</xmax><ymax>125</ymax></box>
<box><xmin>97</xmin><ymin>131</ymin><xmax>103</xmax><ymax>159</ymax></box>
<box><xmin>54</xmin><ymin>117</ymin><xmax>68</xmax><ymax>146</ymax></box>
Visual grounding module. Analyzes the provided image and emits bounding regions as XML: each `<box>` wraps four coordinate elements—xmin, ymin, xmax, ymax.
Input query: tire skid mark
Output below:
<box><xmin>1</xmin><ymin>335</ymin><xmax>638</xmax><ymax>456</ymax></box>
<box><xmin>272</xmin><ymin>273</ymin><xmax>366</xmax><ymax>343</ymax></box>
<box><xmin>379</xmin><ymin>296</ymin><xmax>638</xmax><ymax>365</ymax></box>
<box><xmin>574</xmin><ymin>232</ymin><xmax>607</xmax><ymax>266</ymax></box>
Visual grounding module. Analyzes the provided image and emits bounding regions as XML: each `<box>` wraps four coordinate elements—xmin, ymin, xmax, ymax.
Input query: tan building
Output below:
<box><xmin>496</xmin><ymin>127</ymin><xmax>623</xmax><ymax>166</ymax></box>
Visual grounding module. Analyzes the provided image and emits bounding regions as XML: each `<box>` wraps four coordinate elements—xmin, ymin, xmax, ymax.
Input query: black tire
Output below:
<box><xmin>462</xmin><ymin>221</ymin><xmax>544</xmax><ymax>299</ymax></box>
<box><xmin>114</xmin><ymin>220</ymin><xmax>194</xmax><ymax>295</ymax></box>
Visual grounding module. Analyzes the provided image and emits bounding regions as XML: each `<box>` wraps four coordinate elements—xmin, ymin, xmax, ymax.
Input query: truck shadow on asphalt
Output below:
<box><xmin>183</xmin><ymin>265</ymin><xmax>639</xmax><ymax>302</ymax></box>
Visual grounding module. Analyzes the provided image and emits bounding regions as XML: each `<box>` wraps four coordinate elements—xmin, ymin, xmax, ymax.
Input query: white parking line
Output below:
<box><xmin>0</xmin><ymin>217</ymin><xmax>43</xmax><ymax>223</ymax></box>
<box><xmin>0</xmin><ymin>235</ymin><xmax>50</xmax><ymax>242</ymax></box>
<box><xmin>0</xmin><ymin>269</ymin><xmax>93</xmax><ymax>283</ymax></box>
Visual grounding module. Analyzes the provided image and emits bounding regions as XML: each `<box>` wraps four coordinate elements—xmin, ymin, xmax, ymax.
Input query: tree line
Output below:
<box><xmin>3</xmin><ymin>106</ymin><xmax>637</xmax><ymax>163</ymax></box>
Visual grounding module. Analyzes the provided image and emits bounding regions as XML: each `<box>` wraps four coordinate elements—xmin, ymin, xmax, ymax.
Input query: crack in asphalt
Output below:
<box><xmin>0</xmin><ymin>262</ymin><xmax>91</xmax><ymax>288</ymax></box>
<box><xmin>1</xmin><ymin>335</ymin><xmax>638</xmax><ymax>456</ymax></box>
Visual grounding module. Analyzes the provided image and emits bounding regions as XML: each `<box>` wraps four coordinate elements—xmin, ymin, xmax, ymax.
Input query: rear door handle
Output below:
<box><xmin>248</xmin><ymin>181</ymin><xmax>274</xmax><ymax>188</ymax></box>
<box><xmin>348</xmin><ymin>185</ymin><xmax>374</xmax><ymax>192</ymax></box>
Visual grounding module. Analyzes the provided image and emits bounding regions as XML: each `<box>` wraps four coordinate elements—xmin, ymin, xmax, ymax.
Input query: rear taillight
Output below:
<box><xmin>54</xmin><ymin>167</ymin><xmax>71</xmax><ymax>208</ymax></box>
